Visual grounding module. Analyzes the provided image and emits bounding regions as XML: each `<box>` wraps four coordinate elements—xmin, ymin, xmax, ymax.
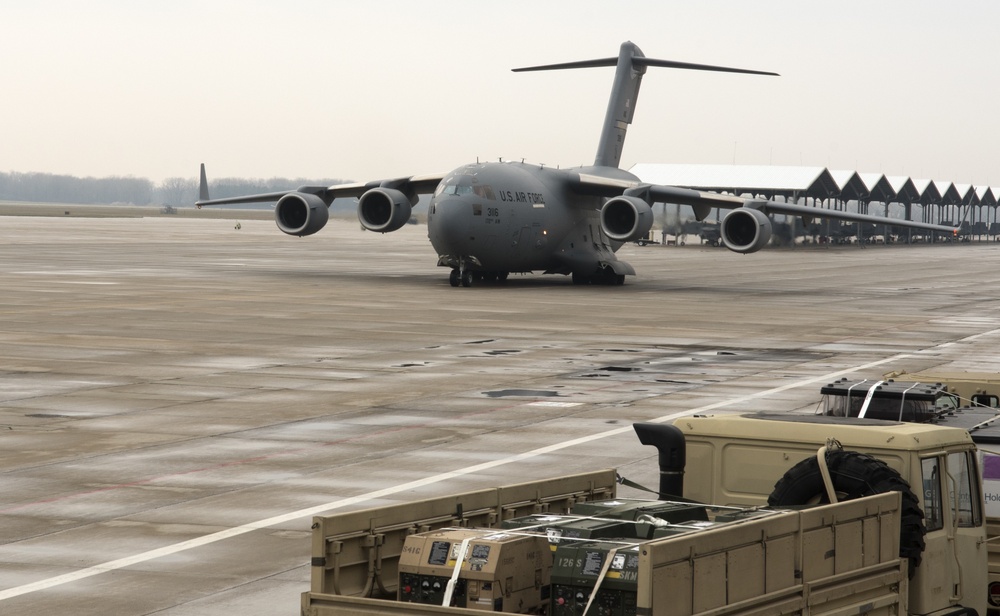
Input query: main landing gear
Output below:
<box><xmin>572</xmin><ymin>271</ymin><xmax>626</xmax><ymax>286</ymax></box>
<box><xmin>449</xmin><ymin>269</ymin><xmax>509</xmax><ymax>287</ymax></box>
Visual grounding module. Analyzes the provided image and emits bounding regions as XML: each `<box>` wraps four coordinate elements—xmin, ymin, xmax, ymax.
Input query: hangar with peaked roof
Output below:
<box><xmin>629</xmin><ymin>163</ymin><xmax>999</xmax><ymax>241</ymax></box>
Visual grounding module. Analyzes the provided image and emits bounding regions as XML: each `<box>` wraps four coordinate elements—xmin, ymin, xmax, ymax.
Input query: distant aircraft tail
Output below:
<box><xmin>199</xmin><ymin>163</ymin><xmax>210</xmax><ymax>202</ymax></box>
<box><xmin>512</xmin><ymin>41</ymin><xmax>778</xmax><ymax>170</ymax></box>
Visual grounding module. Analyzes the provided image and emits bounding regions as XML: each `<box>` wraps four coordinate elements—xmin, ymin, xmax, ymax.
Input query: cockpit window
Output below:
<box><xmin>442</xmin><ymin>184</ymin><xmax>474</xmax><ymax>196</ymax></box>
<box><xmin>472</xmin><ymin>184</ymin><xmax>496</xmax><ymax>200</ymax></box>
<box><xmin>433</xmin><ymin>175</ymin><xmax>495</xmax><ymax>200</ymax></box>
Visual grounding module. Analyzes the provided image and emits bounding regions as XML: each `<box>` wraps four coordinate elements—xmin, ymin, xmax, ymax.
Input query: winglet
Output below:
<box><xmin>198</xmin><ymin>163</ymin><xmax>210</xmax><ymax>204</ymax></box>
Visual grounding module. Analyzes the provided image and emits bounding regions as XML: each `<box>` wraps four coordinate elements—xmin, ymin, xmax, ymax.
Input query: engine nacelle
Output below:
<box><xmin>721</xmin><ymin>207</ymin><xmax>773</xmax><ymax>254</ymax></box>
<box><xmin>358</xmin><ymin>188</ymin><xmax>413</xmax><ymax>233</ymax></box>
<box><xmin>274</xmin><ymin>192</ymin><xmax>330</xmax><ymax>237</ymax></box>
<box><xmin>600</xmin><ymin>196</ymin><xmax>654</xmax><ymax>242</ymax></box>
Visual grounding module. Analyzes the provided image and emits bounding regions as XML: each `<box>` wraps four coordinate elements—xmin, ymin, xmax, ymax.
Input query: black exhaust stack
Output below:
<box><xmin>633</xmin><ymin>423</ymin><xmax>686</xmax><ymax>499</ymax></box>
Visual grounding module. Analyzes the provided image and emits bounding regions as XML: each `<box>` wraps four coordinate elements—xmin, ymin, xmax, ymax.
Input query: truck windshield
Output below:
<box><xmin>934</xmin><ymin>394</ymin><xmax>960</xmax><ymax>411</ymax></box>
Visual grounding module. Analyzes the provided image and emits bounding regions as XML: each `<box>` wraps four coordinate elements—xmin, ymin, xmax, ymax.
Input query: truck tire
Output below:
<box><xmin>767</xmin><ymin>450</ymin><xmax>925</xmax><ymax>577</ymax></box>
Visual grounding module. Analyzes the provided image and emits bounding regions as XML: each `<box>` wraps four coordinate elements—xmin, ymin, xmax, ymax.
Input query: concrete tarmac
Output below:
<box><xmin>2</xmin><ymin>215</ymin><xmax>1000</xmax><ymax>615</ymax></box>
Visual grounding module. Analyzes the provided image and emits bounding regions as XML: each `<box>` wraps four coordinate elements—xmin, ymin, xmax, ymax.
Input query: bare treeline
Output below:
<box><xmin>0</xmin><ymin>171</ymin><xmax>349</xmax><ymax>206</ymax></box>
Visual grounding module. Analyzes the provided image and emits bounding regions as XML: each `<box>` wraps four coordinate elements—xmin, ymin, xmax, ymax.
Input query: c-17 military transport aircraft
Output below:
<box><xmin>197</xmin><ymin>41</ymin><xmax>956</xmax><ymax>287</ymax></box>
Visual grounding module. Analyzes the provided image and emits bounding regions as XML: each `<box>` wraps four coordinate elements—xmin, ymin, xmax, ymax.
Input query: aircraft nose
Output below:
<box><xmin>430</xmin><ymin>198</ymin><xmax>467</xmax><ymax>251</ymax></box>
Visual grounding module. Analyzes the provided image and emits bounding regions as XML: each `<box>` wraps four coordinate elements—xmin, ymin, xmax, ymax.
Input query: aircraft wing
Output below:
<box><xmin>728</xmin><ymin>197</ymin><xmax>959</xmax><ymax>234</ymax></box>
<box><xmin>572</xmin><ymin>173</ymin><xmax>958</xmax><ymax>235</ymax></box>
<box><xmin>195</xmin><ymin>172</ymin><xmax>446</xmax><ymax>207</ymax></box>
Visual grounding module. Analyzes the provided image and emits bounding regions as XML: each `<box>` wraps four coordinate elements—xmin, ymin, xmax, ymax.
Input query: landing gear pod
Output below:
<box><xmin>601</xmin><ymin>195</ymin><xmax>654</xmax><ymax>243</ymax></box>
<box><xmin>358</xmin><ymin>188</ymin><xmax>413</xmax><ymax>233</ymax></box>
<box><xmin>274</xmin><ymin>193</ymin><xmax>330</xmax><ymax>237</ymax></box>
<box><xmin>721</xmin><ymin>207</ymin><xmax>772</xmax><ymax>253</ymax></box>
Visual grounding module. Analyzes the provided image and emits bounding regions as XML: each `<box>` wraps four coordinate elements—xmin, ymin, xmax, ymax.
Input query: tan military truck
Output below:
<box><xmin>298</xmin><ymin>397</ymin><xmax>998</xmax><ymax>615</ymax></box>
<box><xmin>300</xmin><ymin>404</ymin><xmax>997</xmax><ymax>615</ymax></box>
<box><xmin>299</xmin><ymin>360</ymin><xmax>1000</xmax><ymax>616</ymax></box>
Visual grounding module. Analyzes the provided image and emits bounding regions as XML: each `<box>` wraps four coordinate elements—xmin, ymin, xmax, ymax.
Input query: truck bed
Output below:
<box><xmin>301</xmin><ymin>473</ymin><xmax>906</xmax><ymax>616</ymax></box>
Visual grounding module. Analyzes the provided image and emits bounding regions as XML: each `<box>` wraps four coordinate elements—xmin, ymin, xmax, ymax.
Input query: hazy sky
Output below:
<box><xmin>3</xmin><ymin>1</ymin><xmax>999</xmax><ymax>186</ymax></box>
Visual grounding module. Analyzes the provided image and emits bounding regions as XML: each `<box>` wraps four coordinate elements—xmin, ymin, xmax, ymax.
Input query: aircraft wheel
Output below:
<box><xmin>461</xmin><ymin>270</ymin><xmax>473</xmax><ymax>287</ymax></box>
<box><xmin>572</xmin><ymin>272</ymin><xmax>590</xmax><ymax>285</ymax></box>
<box><xmin>449</xmin><ymin>269</ymin><xmax>460</xmax><ymax>287</ymax></box>
<box><xmin>497</xmin><ymin>271</ymin><xmax>509</xmax><ymax>281</ymax></box>
<box><xmin>615</xmin><ymin>274</ymin><xmax>625</xmax><ymax>285</ymax></box>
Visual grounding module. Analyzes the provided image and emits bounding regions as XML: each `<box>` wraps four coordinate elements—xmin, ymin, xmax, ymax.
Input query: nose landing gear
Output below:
<box><xmin>448</xmin><ymin>268</ymin><xmax>510</xmax><ymax>287</ymax></box>
<box><xmin>449</xmin><ymin>268</ymin><xmax>473</xmax><ymax>287</ymax></box>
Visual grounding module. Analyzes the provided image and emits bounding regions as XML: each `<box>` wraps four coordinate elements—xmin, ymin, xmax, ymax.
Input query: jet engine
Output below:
<box><xmin>274</xmin><ymin>192</ymin><xmax>330</xmax><ymax>237</ymax></box>
<box><xmin>600</xmin><ymin>196</ymin><xmax>654</xmax><ymax>242</ymax></box>
<box><xmin>721</xmin><ymin>207</ymin><xmax>772</xmax><ymax>254</ymax></box>
<box><xmin>358</xmin><ymin>188</ymin><xmax>413</xmax><ymax>233</ymax></box>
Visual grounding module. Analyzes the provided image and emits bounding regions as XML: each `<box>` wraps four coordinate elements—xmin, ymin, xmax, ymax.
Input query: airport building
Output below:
<box><xmin>631</xmin><ymin>163</ymin><xmax>998</xmax><ymax>243</ymax></box>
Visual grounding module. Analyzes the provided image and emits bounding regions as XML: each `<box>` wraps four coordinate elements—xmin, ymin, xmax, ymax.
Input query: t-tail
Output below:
<box><xmin>513</xmin><ymin>41</ymin><xmax>778</xmax><ymax>170</ymax></box>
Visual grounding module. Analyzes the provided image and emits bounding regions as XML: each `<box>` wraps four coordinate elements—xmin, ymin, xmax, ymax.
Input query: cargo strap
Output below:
<box><xmin>581</xmin><ymin>546</ymin><xmax>619</xmax><ymax>616</ymax></box>
<box><xmin>616</xmin><ymin>473</ymin><xmax>659</xmax><ymax>496</ymax></box>
<box><xmin>857</xmin><ymin>380</ymin><xmax>885</xmax><ymax>418</ymax></box>
<box><xmin>441</xmin><ymin>537</ymin><xmax>472</xmax><ymax>608</ymax></box>
<box><xmin>616</xmin><ymin>473</ymin><xmax>700</xmax><ymax>502</ymax></box>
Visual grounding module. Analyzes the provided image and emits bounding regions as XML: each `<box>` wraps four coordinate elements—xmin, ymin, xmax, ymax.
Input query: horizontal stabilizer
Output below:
<box><xmin>512</xmin><ymin>57</ymin><xmax>619</xmax><ymax>72</ymax></box>
<box><xmin>636</xmin><ymin>57</ymin><xmax>778</xmax><ymax>77</ymax></box>
<box><xmin>513</xmin><ymin>42</ymin><xmax>777</xmax><ymax>169</ymax></box>
<box><xmin>513</xmin><ymin>56</ymin><xmax>778</xmax><ymax>77</ymax></box>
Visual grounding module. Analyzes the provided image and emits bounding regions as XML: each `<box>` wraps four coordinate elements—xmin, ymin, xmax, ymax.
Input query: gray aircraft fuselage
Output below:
<box><xmin>427</xmin><ymin>163</ymin><xmax>635</xmax><ymax>280</ymax></box>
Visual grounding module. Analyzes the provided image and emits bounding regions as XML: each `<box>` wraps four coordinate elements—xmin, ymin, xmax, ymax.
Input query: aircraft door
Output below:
<box><xmin>515</xmin><ymin>225</ymin><xmax>534</xmax><ymax>249</ymax></box>
<box><xmin>508</xmin><ymin>200</ymin><xmax>532</xmax><ymax>250</ymax></box>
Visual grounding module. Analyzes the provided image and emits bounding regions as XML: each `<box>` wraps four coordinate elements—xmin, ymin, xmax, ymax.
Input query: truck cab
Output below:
<box><xmin>675</xmin><ymin>413</ymin><xmax>988</xmax><ymax>616</ymax></box>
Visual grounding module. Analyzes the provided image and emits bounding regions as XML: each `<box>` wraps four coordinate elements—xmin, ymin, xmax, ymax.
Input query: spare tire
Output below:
<box><xmin>767</xmin><ymin>450</ymin><xmax>925</xmax><ymax>578</ymax></box>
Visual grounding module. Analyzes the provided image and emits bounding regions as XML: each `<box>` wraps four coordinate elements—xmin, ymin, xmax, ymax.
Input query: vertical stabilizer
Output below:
<box><xmin>594</xmin><ymin>42</ymin><xmax>645</xmax><ymax>169</ymax></box>
<box><xmin>512</xmin><ymin>42</ymin><xmax>777</xmax><ymax>171</ymax></box>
